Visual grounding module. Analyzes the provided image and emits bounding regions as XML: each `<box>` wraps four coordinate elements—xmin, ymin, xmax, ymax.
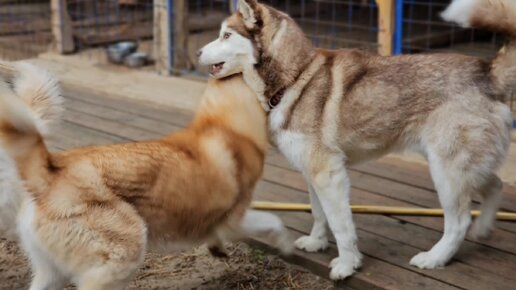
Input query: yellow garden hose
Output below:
<box><xmin>251</xmin><ymin>201</ymin><xmax>516</xmax><ymax>221</ymax></box>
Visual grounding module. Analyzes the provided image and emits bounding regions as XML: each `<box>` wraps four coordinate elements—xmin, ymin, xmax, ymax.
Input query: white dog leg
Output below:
<box><xmin>295</xmin><ymin>185</ymin><xmax>329</xmax><ymax>252</ymax></box>
<box><xmin>410</xmin><ymin>155</ymin><xmax>471</xmax><ymax>269</ymax></box>
<box><xmin>307</xmin><ymin>154</ymin><xmax>362</xmax><ymax>280</ymax></box>
<box><xmin>28</xmin><ymin>253</ymin><xmax>67</xmax><ymax>290</ymax></box>
<box><xmin>240</xmin><ymin>209</ymin><xmax>293</xmax><ymax>254</ymax></box>
<box><xmin>19</xmin><ymin>201</ymin><xmax>67</xmax><ymax>290</ymax></box>
<box><xmin>470</xmin><ymin>175</ymin><xmax>503</xmax><ymax>240</ymax></box>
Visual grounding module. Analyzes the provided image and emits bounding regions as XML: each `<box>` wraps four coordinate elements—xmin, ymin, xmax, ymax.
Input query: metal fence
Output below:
<box><xmin>0</xmin><ymin>0</ymin><xmax>52</xmax><ymax>61</ymax></box>
<box><xmin>65</xmin><ymin>0</ymin><xmax>155</xmax><ymax>63</ymax></box>
<box><xmin>263</xmin><ymin>0</ymin><xmax>380</xmax><ymax>51</ymax></box>
<box><xmin>397</xmin><ymin>0</ymin><xmax>501</xmax><ymax>58</ymax></box>
<box><xmin>187</xmin><ymin>0</ymin><xmax>381</xmax><ymax>73</ymax></box>
<box><xmin>396</xmin><ymin>0</ymin><xmax>514</xmax><ymax>123</ymax></box>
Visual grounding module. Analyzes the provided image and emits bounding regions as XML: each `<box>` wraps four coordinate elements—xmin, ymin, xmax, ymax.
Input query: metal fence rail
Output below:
<box><xmin>0</xmin><ymin>0</ymin><xmax>52</xmax><ymax>61</ymax></box>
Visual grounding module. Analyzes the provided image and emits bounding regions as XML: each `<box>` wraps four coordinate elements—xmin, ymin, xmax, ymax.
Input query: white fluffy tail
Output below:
<box><xmin>0</xmin><ymin>146</ymin><xmax>26</xmax><ymax>240</ymax></box>
<box><xmin>0</xmin><ymin>62</ymin><xmax>62</xmax><ymax>155</ymax></box>
<box><xmin>442</xmin><ymin>0</ymin><xmax>516</xmax><ymax>94</ymax></box>
<box><xmin>11</xmin><ymin>63</ymin><xmax>63</xmax><ymax>136</ymax></box>
<box><xmin>441</xmin><ymin>0</ymin><xmax>516</xmax><ymax>36</ymax></box>
<box><xmin>0</xmin><ymin>63</ymin><xmax>62</xmax><ymax>239</ymax></box>
<box><xmin>0</xmin><ymin>63</ymin><xmax>59</xmax><ymax>240</ymax></box>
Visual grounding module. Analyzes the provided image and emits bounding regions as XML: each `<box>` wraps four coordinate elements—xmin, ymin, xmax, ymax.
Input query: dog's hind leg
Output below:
<box><xmin>76</xmin><ymin>266</ymin><xmax>137</xmax><ymax>290</ymax></box>
<box><xmin>410</xmin><ymin>150</ymin><xmax>472</xmax><ymax>269</ymax></box>
<box><xmin>470</xmin><ymin>175</ymin><xmax>503</xmax><ymax>240</ymax></box>
<box><xmin>19</xmin><ymin>202</ymin><xmax>68</xmax><ymax>290</ymax></box>
<box><xmin>294</xmin><ymin>185</ymin><xmax>329</xmax><ymax>252</ymax></box>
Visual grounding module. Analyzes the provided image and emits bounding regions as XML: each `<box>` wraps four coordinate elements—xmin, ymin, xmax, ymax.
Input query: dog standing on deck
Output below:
<box><xmin>0</xmin><ymin>64</ymin><xmax>290</xmax><ymax>290</ymax></box>
<box><xmin>198</xmin><ymin>0</ymin><xmax>515</xmax><ymax>280</ymax></box>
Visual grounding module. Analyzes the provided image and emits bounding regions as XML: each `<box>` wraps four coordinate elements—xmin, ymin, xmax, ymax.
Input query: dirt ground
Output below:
<box><xmin>0</xmin><ymin>238</ymin><xmax>335</xmax><ymax>290</ymax></box>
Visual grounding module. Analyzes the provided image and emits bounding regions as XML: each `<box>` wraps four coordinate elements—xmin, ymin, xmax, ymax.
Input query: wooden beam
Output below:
<box><xmin>172</xmin><ymin>0</ymin><xmax>190</xmax><ymax>70</ymax></box>
<box><xmin>51</xmin><ymin>0</ymin><xmax>75</xmax><ymax>54</ymax></box>
<box><xmin>153</xmin><ymin>0</ymin><xmax>172</xmax><ymax>75</ymax></box>
<box><xmin>376</xmin><ymin>0</ymin><xmax>395</xmax><ymax>56</ymax></box>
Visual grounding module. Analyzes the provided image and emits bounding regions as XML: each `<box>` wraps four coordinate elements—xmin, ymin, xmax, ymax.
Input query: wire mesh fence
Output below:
<box><xmin>399</xmin><ymin>0</ymin><xmax>502</xmax><ymax>57</ymax></box>
<box><xmin>263</xmin><ymin>0</ymin><xmax>380</xmax><ymax>51</ymax></box>
<box><xmin>0</xmin><ymin>0</ymin><xmax>52</xmax><ymax>61</ymax></box>
<box><xmin>188</xmin><ymin>0</ymin><xmax>381</xmax><ymax>74</ymax></box>
<box><xmin>66</xmin><ymin>0</ymin><xmax>155</xmax><ymax>66</ymax></box>
<box><xmin>185</xmin><ymin>0</ymin><xmax>231</xmax><ymax>74</ymax></box>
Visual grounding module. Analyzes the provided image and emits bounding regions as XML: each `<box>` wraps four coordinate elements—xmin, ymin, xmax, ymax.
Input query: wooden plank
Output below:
<box><xmin>63</xmin><ymin>99</ymin><xmax>180</xmax><ymax>135</ymax></box>
<box><xmin>256</xmin><ymin>188</ymin><xmax>516</xmax><ymax>289</ymax></box>
<box><xmin>253</xmin><ymin>230</ymin><xmax>460</xmax><ymax>290</ymax></box>
<box><xmin>74</xmin><ymin>21</ymin><xmax>153</xmax><ymax>46</ymax></box>
<box><xmin>50</xmin><ymin>0</ymin><xmax>74</xmax><ymax>53</ymax></box>
<box><xmin>0</xmin><ymin>18</ymin><xmax>50</xmax><ymax>36</ymax></box>
<box><xmin>0</xmin><ymin>3</ymin><xmax>49</xmax><ymax>14</ymax></box>
<box><xmin>62</xmin><ymin>88</ymin><xmax>194</xmax><ymax>127</ymax></box>
<box><xmin>188</xmin><ymin>12</ymin><xmax>227</xmax><ymax>32</ymax></box>
<box><xmin>257</xmin><ymin>180</ymin><xmax>516</xmax><ymax>272</ymax></box>
<box><xmin>263</xmin><ymin>165</ymin><xmax>516</xmax><ymax>250</ymax></box>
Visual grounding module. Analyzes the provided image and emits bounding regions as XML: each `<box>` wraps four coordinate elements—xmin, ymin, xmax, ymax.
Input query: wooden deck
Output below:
<box><xmin>50</xmin><ymin>87</ymin><xmax>516</xmax><ymax>290</ymax></box>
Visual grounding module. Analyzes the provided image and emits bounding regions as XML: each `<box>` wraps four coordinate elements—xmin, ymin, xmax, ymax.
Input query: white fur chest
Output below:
<box><xmin>269</xmin><ymin>109</ymin><xmax>310</xmax><ymax>171</ymax></box>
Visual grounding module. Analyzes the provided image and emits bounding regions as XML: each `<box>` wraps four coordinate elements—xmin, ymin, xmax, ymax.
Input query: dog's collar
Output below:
<box><xmin>268</xmin><ymin>88</ymin><xmax>286</xmax><ymax>109</ymax></box>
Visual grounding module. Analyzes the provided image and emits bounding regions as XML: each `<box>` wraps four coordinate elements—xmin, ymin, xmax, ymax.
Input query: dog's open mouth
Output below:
<box><xmin>210</xmin><ymin>62</ymin><xmax>225</xmax><ymax>75</ymax></box>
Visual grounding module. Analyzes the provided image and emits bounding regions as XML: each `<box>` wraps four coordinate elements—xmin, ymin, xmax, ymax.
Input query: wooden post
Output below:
<box><xmin>172</xmin><ymin>0</ymin><xmax>190</xmax><ymax>70</ymax></box>
<box><xmin>376</xmin><ymin>0</ymin><xmax>395</xmax><ymax>56</ymax></box>
<box><xmin>51</xmin><ymin>0</ymin><xmax>75</xmax><ymax>54</ymax></box>
<box><xmin>153</xmin><ymin>0</ymin><xmax>172</xmax><ymax>74</ymax></box>
<box><xmin>154</xmin><ymin>0</ymin><xmax>190</xmax><ymax>74</ymax></box>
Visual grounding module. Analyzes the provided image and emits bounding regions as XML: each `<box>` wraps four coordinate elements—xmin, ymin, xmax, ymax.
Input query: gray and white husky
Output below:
<box><xmin>199</xmin><ymin>0</ymin><xmax>515</xmax><ymax>280</ymax></box>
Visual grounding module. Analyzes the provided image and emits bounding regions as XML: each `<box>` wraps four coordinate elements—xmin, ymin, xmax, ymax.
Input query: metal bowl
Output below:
<box><xmin>106</xmin><ymin>41</ymin><xmax>138</xmax><ymax>64</ymax></box>
<box><xmin>124</xmin><ymin>52</ymin><xmax>149</xmax><ymax>68</ymax></box>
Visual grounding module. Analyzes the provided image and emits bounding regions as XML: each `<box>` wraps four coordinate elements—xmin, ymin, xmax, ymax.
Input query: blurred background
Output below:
<box><xmin>0</xmin><ymin>0</ymin><xmax>513</xmax><ymax>118</ymax></box>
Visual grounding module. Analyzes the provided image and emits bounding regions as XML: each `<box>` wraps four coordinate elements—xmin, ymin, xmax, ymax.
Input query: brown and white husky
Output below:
<box><xmin>198</xmin><ymin>0</ymin><xmax>515</xmax><ymax>280</ymax></box>
<box><xmin>0</xmin><ymin>64</ymin><xmax>290</xmax><ymax>290</ymax></box>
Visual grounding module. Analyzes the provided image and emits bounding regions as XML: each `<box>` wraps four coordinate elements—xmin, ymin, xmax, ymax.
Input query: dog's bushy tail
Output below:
<box><xmin>442</xmin><ymin>0</ymin><xmax>516</xmax><ymax>95</ymax></box>
<box><xmin>0</xmin><ymin>63</ymin><xmax>61</xmax><ymax>239</ymax></box>
<box><xmin>0</xmin><ymin>63</ymin><xmax>62</xmax><ymax>184</ymax></box>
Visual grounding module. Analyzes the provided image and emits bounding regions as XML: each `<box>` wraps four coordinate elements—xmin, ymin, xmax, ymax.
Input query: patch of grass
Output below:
<box><xmin>251</xmin><ymin>248</ymin><xmax>266</xmax><ymax>264</ymax></box>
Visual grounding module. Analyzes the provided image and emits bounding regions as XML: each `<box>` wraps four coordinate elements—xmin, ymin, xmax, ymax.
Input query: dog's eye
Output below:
<box><xmin>223</xmin><ymin>32</ymin><xmax>232</xmax><ymax>40</ymax></box>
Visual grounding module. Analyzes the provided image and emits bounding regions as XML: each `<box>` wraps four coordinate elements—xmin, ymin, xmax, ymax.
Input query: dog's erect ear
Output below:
<box><xmin>238</xmin><ymin>0</ymin><xmax>260</xmax><ymax>29</ymax></box>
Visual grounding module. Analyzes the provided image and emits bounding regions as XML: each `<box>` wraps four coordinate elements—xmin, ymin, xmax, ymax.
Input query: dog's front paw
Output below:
<box><xmin>329</xmin><ymin>257</ymin><xmax>357</xmax><ymax>280</ymax></box>
<box><xmin>409</xmin><ymin>251</ymin><xmax>446</xmax><ymax>269</ymax></box>
<box><xmin>274</xmin><ymin>230</ymin><xmax>294</xmax><ymax>255</ymax></box>
<box><xmin>294</xmin><ymin>235</ymin><xmax>328</xmax><ymax>252</ymax></box>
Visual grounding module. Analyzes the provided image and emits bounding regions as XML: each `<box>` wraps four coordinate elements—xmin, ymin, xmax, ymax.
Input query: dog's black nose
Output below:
<box><xmin>196</xmin><ymin>49</ymin><xmax>202</xmax><ymax>58</ymax></box>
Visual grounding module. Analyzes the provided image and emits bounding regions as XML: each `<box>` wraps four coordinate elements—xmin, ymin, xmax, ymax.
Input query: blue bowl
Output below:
<box><xmin>106</xmin><ymin>41</ymin><xmax>138</xmax><ymax>64</ymax></box>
